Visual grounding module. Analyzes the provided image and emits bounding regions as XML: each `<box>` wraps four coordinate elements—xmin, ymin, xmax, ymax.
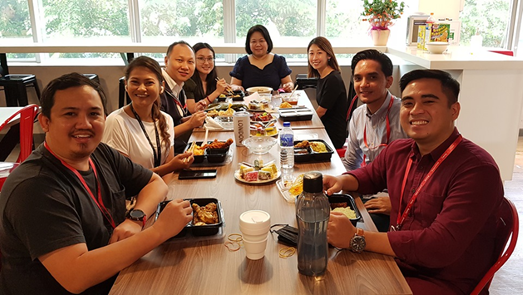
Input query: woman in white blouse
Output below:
<box><xmin>103</xmin><ymin>56</ymin><xmax>194</xmax><ymax>181</ymax></box>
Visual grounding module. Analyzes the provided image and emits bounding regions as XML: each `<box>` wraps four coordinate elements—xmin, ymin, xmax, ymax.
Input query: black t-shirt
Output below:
<box><xmin>316</xmin><ymin>71</ymin><xmax>348</xmax><ymax>149</ymax></box>
<box><xmin>0</xmin><ymin>143</ymin><xmax>152</xmax><ymax>294</ymax></box>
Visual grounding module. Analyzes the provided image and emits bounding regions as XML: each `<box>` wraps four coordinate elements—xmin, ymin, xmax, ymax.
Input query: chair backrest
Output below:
<box><xmin>471</xmin><ymin>197</ymin><xmax>519</xmax><ymax>295</ymax></box>
<box><xmin>0</xmin><ymin>104</ymin><xmax>39</xmax><ymax>163</ymax></box>
<box><xmin>295</xmin><ymin>74</ymin><xmax>318</xmax><ymax>90</ymax></box>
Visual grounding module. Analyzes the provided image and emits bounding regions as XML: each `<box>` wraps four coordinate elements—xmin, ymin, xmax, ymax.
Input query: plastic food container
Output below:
<box><xmin>293</xmin><ymin>139</ymin><xmax>334</xmax><ymax>162</ymax></box>
<box><xmin>328</xmin><ymin>194</ymin><xmax>361</xmax><ymax>226</ymax></box>
<box><xmin>156</xmin><ymin>198</ymin><xmax>224</xmax><ymax>237</ymax></box>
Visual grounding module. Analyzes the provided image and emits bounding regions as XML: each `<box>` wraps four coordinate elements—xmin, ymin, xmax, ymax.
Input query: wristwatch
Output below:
<box><xmin>349</xmin><ymin>228</ymin><xmax>366</xmax><ymax>253</ymax></box>
<box><xmin>126</xmin><ymin>209</ymin><xmax>147</xmax><ymax>229</ymax></box>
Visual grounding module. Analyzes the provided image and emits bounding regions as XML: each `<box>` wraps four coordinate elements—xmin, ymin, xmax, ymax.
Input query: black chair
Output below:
<box><xmin>119</xmin><ymin>76</ymin><xmax>130</xmax><ymax>108</ymax></box>
<box><xmin>295</xmin><ymin>74</ymin><xmax>318</xmax><ymax>90</ymax></box>
<box><xmin>83</xmin><ymin>74</ymin><xmax>100</xmax><ymax>85</ymax></box>
<box><xmin>0</xmin><ymin>64</ymin><xmax>41</xmax><ymax>107</ymax></box>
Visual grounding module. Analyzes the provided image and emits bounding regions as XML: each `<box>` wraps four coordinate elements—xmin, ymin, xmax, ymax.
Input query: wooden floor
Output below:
<box><xmin>4</xmin><ymin>136</ymin><xmax>522</xmax><ymax>294</ymax></box>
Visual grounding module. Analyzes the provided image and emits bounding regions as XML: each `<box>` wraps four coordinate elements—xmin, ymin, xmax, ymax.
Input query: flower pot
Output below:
<box><xmin>371</xmin><ymin>29</ymin><xmax>390</xmax><ymax>46</ymax></box>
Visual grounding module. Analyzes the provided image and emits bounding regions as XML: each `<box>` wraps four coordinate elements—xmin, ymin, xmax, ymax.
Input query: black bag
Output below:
<box><xmin>271</xmin><ymin>224</ymin><xmax>298</xmax><ymax>246</ymax></box>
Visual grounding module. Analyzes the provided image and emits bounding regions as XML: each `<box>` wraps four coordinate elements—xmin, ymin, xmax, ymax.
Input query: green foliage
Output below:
<box><xmin>361</xmin><ymin>0</ymin><xmax>405</xmax><ymax>29</ymax></box>
<box><xmin>0</xmin><ymin>0</ymin><xmax>31</xmax><ymax>37</ymax></box>
<box><xmin>460</xmin><ymin>0</ymin><xmax>510</xmax><ymax>47</ymax></box>
<box><xmin>235</xmin><ymin>0</ymin><xmax>316</xmax><ymax>39</ymax></box>
<box><xmin>42</xmin><ymin>0</ymin><xmax>129</xmax><ymax>37</ymax></box>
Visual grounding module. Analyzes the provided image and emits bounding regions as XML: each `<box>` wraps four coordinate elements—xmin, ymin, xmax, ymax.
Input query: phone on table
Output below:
<box><xmin>178</xmin><ymin>169</ymin><xmax>217</xmax><ymax>180</ymax></box>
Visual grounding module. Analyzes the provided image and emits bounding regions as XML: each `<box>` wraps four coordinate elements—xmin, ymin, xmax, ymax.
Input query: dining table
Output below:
<box><xmin>195</xmin><ymin>90</ymin><xmax>324</xmax><ymax>133</ymax></box>
<box><xmin>109</xmin><ymin>128</ymin><xmax>412</xmax><ymax>295</ymax></box>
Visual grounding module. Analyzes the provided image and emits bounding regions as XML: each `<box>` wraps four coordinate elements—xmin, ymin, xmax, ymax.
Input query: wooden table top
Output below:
<box><xmin>109</xmin><ymin>129</ymin><xmax>412</xmax><ymax>295</ymax></box>
<box><xmin>195</xmin><ymin>90</ymin><xmax>324</xmax><ymax>133</ymax></box>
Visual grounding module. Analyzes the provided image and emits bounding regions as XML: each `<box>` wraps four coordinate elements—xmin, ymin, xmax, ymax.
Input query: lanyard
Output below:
<box><xmin>129</xmin><ymin>103</ymin><xmax>162</xmax><ymax>167</ymax></box>
<box><xmin>166</xmin><ymin>89</ymin><xmax>188</xmax><ymax>116</ymax></box>
<box><xmin>392</xmin><ymin>135</ymin><xmax>463</xmax><ymax>231</ymax></box>
<box><xmin>44</xmin><ymin>142</ymin><xmax>116</xmax><ymax>229</ymax></box>
<box><xmin>361</xmin><ymin>96</ymin><xmax>394</xmax><ymax>167</ymax></box>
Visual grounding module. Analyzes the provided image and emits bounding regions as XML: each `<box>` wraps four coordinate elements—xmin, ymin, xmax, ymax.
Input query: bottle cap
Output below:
<box><xmin>303</xmin><ymin>172</ymin><xmax>323</xmax><ymax>193</ymax></box>
<box><xmin>283</xmin><ymin>122</ymin><xmax>291</xmax><ymax>127</ymax></box>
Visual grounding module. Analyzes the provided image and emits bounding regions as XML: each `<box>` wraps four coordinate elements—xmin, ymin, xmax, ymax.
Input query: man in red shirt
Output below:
<box><xmin>324</xmin><ymin>69</ymin><xmax>503</xmax><ymax>294</ymax></box>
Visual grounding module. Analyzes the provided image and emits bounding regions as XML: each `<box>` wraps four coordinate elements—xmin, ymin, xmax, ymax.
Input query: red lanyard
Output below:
<box><xmin>44</xmin><ymin>142</ymin><xmax>116</xmax><ymax>229</ymax></box>
<box><xmin>392</xmin><ymin>135</ymin><xmax>463</xmax><ymax>231</ymax></box>
<box><xmin>166</xmin><ymin>90</ymin><xmax>188</xmax><ymax>115</ymax></box>
<box><xmin>362</xmin><ymin>96</ymin><xmax>394</xmax><ymax>167</ymax></box>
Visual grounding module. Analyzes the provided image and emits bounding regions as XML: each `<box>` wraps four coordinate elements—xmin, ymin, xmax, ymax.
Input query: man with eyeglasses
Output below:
<box><xmin>342</xmin><ymin>49</ymin><xmax>408</xmax><ymax>232</ymax></box>
<box><xmin>160</xmin><ymin>41</ymin><xmax>207</xmax><ymax>153</ymax></box>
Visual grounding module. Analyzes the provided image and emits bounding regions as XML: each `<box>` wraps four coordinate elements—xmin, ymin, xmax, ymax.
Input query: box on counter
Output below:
<box><xmin>419</xmin><ymin>22</ymin><xmax>450</xmax><ymax>51</ymax></box>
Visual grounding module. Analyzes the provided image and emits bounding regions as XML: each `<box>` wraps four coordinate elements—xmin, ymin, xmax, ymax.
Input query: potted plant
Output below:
<box><xmin>362</xmin><ymin>0</ymin><xmax>405</xmax><ymax>46</ymax></box>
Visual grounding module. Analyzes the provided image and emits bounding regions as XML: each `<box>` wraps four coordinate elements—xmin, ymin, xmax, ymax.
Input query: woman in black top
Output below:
<box><xmin>184</xmin><ymin>43</ymin><xmax>228</xmax><ymax>113</ymax></box>
<box><xmin>307</xmin><ymin>37</ymin><xmax>348</xmax><ymax>149</ymax></box>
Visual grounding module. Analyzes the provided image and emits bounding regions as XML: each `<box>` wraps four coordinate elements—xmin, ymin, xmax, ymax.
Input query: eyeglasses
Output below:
<box><xmin>196</xmin><ymin>57</ymin><xmax>215</xmax><ymax>63</ymax></box>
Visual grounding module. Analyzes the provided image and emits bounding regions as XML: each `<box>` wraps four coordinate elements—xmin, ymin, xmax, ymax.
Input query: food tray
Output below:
<box><xmin>250</xmin><ymin>112</ymin><xmax>277</xmax><ymax>122</ymax></box>
<box><xmin>217</xmin><ymin>90</ymin><xmax>245</xmax><ymax>102</ymax></box>
<box><xmin>328</xmin><ymin>194</ymin><xmax>361</xmax><ymax>226</ymax></box>
<box><xmin>278</xmin><ymin>108</ymin><xmax>313</xmax><ymax>121</ymax></box>
<box><xmin>156</xmin><ymin>198</ymin><xmax>225</xmax><ymax>238</ymax></box>
<box><xmin>184</xmin><ymin>141</ymin><xmax>234</xmax><ymax>167</ymax></box>
<box><xmin>293</xmin><ymin>139</ymin><xmax>334</xmax><ymax>162</ymax></box>
<box><xmin>276</xmin><ymin>180</ymin><xmax>298</xmax><ymax>203</ymax></box>
<box><xmin>206</xmin><ymin>103</ymin><xmax>247</xmax><ymax>112</ymax></box>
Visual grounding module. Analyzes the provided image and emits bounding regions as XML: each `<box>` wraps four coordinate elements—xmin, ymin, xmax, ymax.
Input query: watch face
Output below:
<box><xmin>350</xmin><ymin>235</ymin><xmax>366</xmax><ymax>253</ymax></box>
<box><xmin>129</xmin><ymin>209</ymin><xmax>145</xmax><ymax>220</ymax></box>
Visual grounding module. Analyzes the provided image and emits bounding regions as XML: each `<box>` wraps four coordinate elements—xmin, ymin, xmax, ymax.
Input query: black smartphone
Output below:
<box><xmin>178</xmin><ymin>169</ymin><xmax>217</xmax><ymax>180</ymax></box>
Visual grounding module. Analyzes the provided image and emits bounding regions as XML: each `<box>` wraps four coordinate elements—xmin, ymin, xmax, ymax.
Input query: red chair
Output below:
<box><xmin>471</xmin><ymin>197</ymin><xmax>519</xmax><ymax>295</ymax></box>
<box><xmin>0</xmin><ymin>104</ymin><xmax>39</xmax><ymax>191</ymax></box>
<box><xmin>336</xmin><ymin>94</ymin><xmax>359</xmax><ymax>158</ymax></box>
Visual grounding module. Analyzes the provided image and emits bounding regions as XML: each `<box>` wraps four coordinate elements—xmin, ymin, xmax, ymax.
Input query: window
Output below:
<box><xmin>459</xmin><ymin>0</ymin><xmax>512</xmax><ymax>47</ymax></box>
<box><xmin>41</xmin><ymin>0</ymin><xmax>130</xmax><ymax>58</ymax></box>
<box><xmin>0</xmin><ymin>0</ymin><xmax>35</xmax><ymax>59</ymax></box>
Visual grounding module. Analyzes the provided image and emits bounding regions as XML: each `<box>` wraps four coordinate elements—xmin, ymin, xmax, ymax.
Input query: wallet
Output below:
<box><xmin>271</xmin><ymin>224</ymin><xmax>298</xmax><ymax>246</ymax></box>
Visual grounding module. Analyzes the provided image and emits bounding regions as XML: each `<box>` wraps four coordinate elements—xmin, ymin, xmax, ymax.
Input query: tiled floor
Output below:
<box><xmin>4</xmin><ymin>136</ymin><xmax>523</xmax><ymax>294</ymax></box>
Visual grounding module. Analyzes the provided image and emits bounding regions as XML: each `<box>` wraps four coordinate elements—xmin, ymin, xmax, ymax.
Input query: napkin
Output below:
<box><xmin>205</xmin><ymin>117</ymin><xmax>225</xmax><ymax>131</ymax></box>
<box><xmin>243</xmin><ymin>92</ymin><xmax>260</xmax><ymax>104</ymax></box>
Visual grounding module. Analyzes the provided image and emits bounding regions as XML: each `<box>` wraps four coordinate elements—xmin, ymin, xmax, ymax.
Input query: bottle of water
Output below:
<box><xmin>296</xmin><ymin>172</ymin><xmax>330</xmax><ymax>277</ymax></box>
<box><xmin>280</xmin><ymin>122</ymin><xmax>294</xmax><ymax>177</ymax></box>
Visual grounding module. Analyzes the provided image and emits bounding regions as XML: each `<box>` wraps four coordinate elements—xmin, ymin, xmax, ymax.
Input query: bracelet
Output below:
<box><xmin>205</xmin><ymin>96</ymin><xmax>211</xmax><ymax>104</ymax></box>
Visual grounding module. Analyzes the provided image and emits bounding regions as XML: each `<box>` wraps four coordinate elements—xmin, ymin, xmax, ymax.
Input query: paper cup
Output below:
<box><xmin>233</xmin><ymin>111</ymin><xmax>250</xmax><ymax>147</ymax></box>
<box><xmin>243</xmin><ymin>236</ymin><xmax>268</xmax><ymax>260</ymax></box>
<box><xmin>239</xmin><ymin>210</ymin><xmax>271</xmax><ymax>235</ymax></box>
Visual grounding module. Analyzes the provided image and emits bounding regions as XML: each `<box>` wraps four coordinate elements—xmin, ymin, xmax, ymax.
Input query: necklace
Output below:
<box><xmin>129</xmin><ymin>103</ymin><xmax>162</xmax><ymax>167</ymax></box>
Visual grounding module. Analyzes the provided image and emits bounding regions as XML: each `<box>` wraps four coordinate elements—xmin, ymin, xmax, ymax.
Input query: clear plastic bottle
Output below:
<box><xmin>280</xmin><ymin>122</ymin><xmax>294</xmax><ymax>176</ymax></box>
<box><xmin>296</xmin><ymin>172</ymin><xmax>330</xmax><ymax>277</ymax></box>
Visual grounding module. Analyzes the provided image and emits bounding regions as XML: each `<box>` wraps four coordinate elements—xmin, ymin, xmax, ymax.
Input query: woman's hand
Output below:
<box><xmin>216</xmin><ymin>78</ymin><xmax>228</xmax><ymax>94</ymax></box>
<box><xmin>282</xmin><ymin>82</ymin><xmax>294</xmax><ymax>93</ymax></box>
<box><xmin>167</xmin><ymin>151</ymin><xmax>194</xmax><ymax>171</ymax></box>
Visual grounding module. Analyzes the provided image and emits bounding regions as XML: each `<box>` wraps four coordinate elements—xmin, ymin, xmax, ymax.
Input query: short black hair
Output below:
<box><xmin>41</xmin><ymin>72</ymin><xmax>107</xmax><ymax>118</ymax></box>
<box><xmin>245</xmin><ymin>25</ymin><xmax>273</xmax><ymax>54</ymax></box>
<box><xmin>166</xmin><ymin>40</ymin><xmax>193</xmax><ymax>57</ymax></box>
<box><xmin>351</xmin><ymin>49</ymin><xmax>393</xmax><ymax>77</ymax></box>
<box><xmin>400</xmin><ymin>69</ymin><xmax>460</xmax><ymax>106</ymax></box>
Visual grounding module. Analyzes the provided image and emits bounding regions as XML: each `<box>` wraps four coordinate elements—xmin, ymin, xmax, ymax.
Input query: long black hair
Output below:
<box><xmin>191</xmin><ymin>42</ymin><xmax>218</xmax><ymax>100</ymax></box>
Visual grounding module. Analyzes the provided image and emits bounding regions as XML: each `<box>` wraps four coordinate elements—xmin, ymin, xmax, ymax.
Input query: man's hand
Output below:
<box><xmin>323</xmin><ymin>175</ymin><xmax>343</xmax><ymax>196</ymax></box>
<box><xmin>153</xmin><ymin>199</ymin><xmax>193</xmax><ymax>239</ymax></box>
<box><xmin>364</xmin><ymin>197</ymin><xmax>391</xmax><ymax>215</ymax></box>
<box><xmin>188</xmin><ymin>111</ymin><xmax>206</xmax><ymax>128</ymax></box>
<box><xmin>327</xmin><ymin>211</ymin><xmax>355</xmax><ymax>249</ymax></box>
<box><xmin>108</xmin><ymin>219</ymin><xmax>143</xmax><ymax>244</ymax></box>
